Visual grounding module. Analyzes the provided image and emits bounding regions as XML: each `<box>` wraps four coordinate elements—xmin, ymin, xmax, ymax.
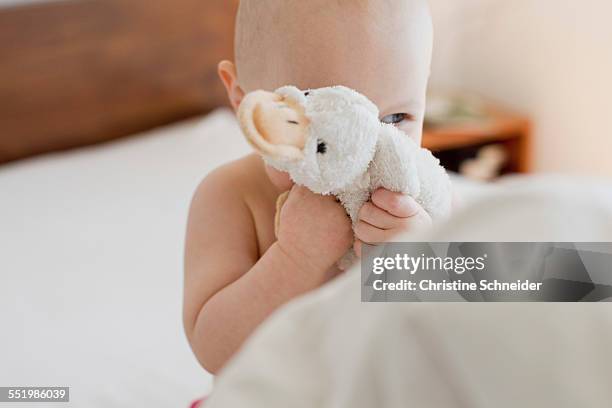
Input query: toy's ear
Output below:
<box><xmin>238</xmin><ymin>90</ymin><xmax>308</xmax><ymax>161</ymax></box>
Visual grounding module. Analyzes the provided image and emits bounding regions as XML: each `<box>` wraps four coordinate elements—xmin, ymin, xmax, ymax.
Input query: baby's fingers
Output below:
<box><xmin>354</xmin><ymin>221</ymin><xmax>395</xmax><ymax>244</ymax></box>
<box><xmin>358</xmin><ymin>202</ymin><xmax>398</xmax><ymax>230</ymax></box>
<box><xmin>371</xmin><ymin>189</ymin><xmax>421</xmax><ymax>218</ymax></box>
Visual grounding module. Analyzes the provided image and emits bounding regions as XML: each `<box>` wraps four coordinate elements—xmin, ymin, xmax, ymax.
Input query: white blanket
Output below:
<box><xmin>0</xmin><ymin>109</ymin><xmax>250</xmax><ymax>407</ymax></box>
<box><xmin>206</xmin><ymin>177</ymin><xmax>612</xmax><ymax>408</ymax></box>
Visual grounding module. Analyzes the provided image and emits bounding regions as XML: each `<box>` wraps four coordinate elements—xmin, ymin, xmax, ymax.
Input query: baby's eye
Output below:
<box><xmin>381</xmin><ymin>113</ymin><xmax>413</xmax><ymax>125</ymax></box>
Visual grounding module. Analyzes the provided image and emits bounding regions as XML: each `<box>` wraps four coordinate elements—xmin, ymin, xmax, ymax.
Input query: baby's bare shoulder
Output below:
<box><xmin>194</xmin><ymin>154</ymin><xmax>271</xmax><ymax>201</ymax></box>
<box><xmin>189</xmin><ymin>154</ymin><xmax>277</xmax><ymax>229</ymax></box>
<box><xmin>185</xmin><ymin>154</ymin><xmax>278</xmax><ymax>272</ymax></box>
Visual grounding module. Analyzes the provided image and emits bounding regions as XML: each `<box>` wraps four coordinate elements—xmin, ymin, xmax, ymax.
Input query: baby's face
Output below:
<box><xmin>237</xmin><ymin>0</ymin><xmax>433</xmax><ymax>145</ymax></box>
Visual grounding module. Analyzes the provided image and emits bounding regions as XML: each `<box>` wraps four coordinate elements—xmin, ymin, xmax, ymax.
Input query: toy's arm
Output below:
<box><xmin>368</xmin><ymin>125</ymin><xmax>452</xmax><ymax>221</ymax></box>
<box><xmin>368</xmin><ymin>125</ymin><xmax>421</xmax><ymax>198</ymax></box>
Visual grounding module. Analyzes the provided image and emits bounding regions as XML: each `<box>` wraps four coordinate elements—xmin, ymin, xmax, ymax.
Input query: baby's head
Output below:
<box><xmin>219</xmin><ymin>0</ymin><xmax>433</xmax><ymax>144</ymax></box>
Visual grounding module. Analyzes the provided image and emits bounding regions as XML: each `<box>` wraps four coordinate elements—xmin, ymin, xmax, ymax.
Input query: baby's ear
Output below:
<box><xmin>218</xmin><ymin>60</ymin><xmax>244</xmax><ymax>111</ymax></box>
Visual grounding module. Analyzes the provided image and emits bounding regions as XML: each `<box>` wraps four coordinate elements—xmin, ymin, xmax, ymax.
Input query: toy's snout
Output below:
<box><xmin>238</xmin><ymin>90</ymin><xmax>310</xmax><ymax>161</ymax></box>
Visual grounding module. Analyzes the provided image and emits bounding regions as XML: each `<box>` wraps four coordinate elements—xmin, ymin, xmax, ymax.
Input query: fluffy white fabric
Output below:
<box><xmin>205</xmin><ymin>176</ymin><xmax>612</xmax><ymax>408</ymax></box>
<box><xmin>268</xmin><ymin>86</ymin><xmax>452</xmax><ymax>223</ymax></box>
<box><xmin>266</xmin><ymin>86</ymin><xmax>452</xmax><ymax>267</ymax></box>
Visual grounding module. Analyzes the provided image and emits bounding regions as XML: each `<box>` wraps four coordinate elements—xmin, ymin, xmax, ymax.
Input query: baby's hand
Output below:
<box><xmin>353</xmin><ymin>188</ymin><xmax>432</xmax><ymax>257</ymax></box>
<box><xmin>277</xmin><ymin>185</ymin><xmax>353</xmax><ymax>275</ymax></box>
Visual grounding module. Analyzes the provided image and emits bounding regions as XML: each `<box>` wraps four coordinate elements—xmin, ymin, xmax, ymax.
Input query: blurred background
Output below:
<box><xmin>428</xmin><ymin>0</ymin><xmax>612</xmax><ymax>178</ymax></box>
<box><xmin>2</xmin><ymin>0</ymin><xmax>610</xmax><ymax>180</ymax></box>
<box><xmin>1</xmin><ymin>0</ymin><xmax>611</xmax><ymax>179</ymax></box>
<box><xmin>0</xmin><ymin>1</ymin><xmax>610</xmax><ymax>407</ymax></box>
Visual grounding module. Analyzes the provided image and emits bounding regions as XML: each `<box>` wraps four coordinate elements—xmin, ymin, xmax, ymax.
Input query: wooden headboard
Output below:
<box><xmin>0</xmin><ymin>0</ymin><xmax>239</xmax><ymax>164</ymax></box>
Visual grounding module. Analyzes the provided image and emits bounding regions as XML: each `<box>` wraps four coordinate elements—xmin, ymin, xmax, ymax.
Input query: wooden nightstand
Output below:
<box><xmin>423</xmin><ymin>105</ymin><xmax>531</xmax><ymax>179</ymax></box>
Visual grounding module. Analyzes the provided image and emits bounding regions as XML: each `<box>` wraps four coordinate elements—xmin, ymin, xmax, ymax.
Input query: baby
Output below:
<box><xmin>184</xmin><ymin>0</ymin><xmax>434</xmax><ymax>374</ymax></box>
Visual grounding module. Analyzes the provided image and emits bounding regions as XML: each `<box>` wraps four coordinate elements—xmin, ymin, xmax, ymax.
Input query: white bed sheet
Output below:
<box><xmin>0</xmin><ymin>108</ymin><xmax>492</xmax><ymax>407</ymax></box>
<box><xmin>0</xmin><ymin>109</ymin><xmax>251</xmax><ymax>407</ymax></box>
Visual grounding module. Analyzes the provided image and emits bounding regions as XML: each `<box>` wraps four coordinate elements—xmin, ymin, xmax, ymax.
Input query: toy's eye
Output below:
<box><xmin>316</xmin><ymin>140</ymin><xmax>327</xmax><ymax>154</ymax></box>
<box><xmin>304</xmin><ymin>91</ymin><xmax>310</xmax><ymax>96</ymax></box>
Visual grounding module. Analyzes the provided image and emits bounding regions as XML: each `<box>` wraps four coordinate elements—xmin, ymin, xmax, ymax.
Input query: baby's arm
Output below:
<box><xmin>184</xmin><ymin>164</ymin><xmax>352</xmax><ymax>374</ymax></box>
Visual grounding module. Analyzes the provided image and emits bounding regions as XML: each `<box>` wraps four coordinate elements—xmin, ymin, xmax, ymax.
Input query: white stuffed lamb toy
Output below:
<box><xmin>238</xmin><ymin>85</ymin><xmax>452</xmax><ymax>267</ymax></box>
